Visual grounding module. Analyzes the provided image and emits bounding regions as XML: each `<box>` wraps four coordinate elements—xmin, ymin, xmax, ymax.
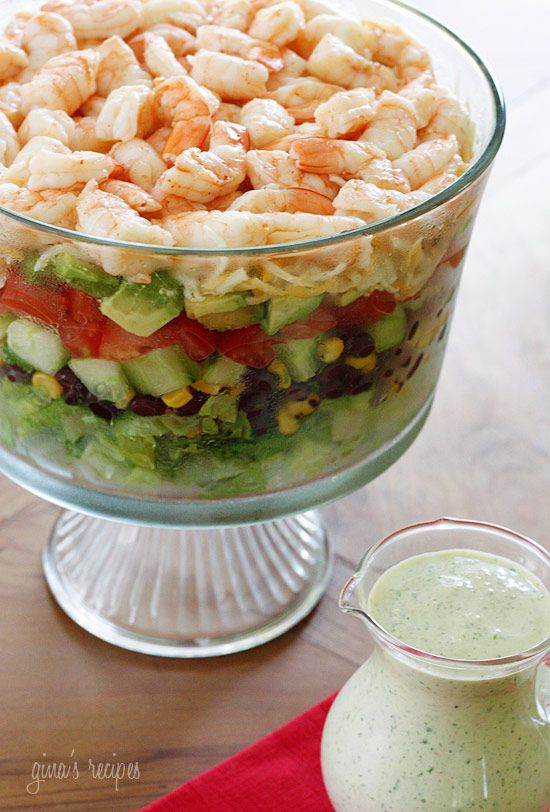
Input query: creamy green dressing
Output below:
<box><xmin>367</xmin><ymin>549</ymin><xmax>550</xmax><ymax>659</ymax></box>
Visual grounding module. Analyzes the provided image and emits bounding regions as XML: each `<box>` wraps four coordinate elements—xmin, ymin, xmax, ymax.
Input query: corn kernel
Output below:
<box><xmin>192</xmin><ymin>380</ymin><xmax>221</xmax><ymax>395</ymax></box>
<box><xmin>345</xmin><ymin>352</ymin><xmax>377</xmax><ymax>373</ymax></box>
<box><xmin>115</xmin><ymin>388</ymin><xmax>136</xmax><ymax>410</ymax></box>
<box><xmin>318</xmin><ymin>337</ymin><xmax>344</xmax><ymax>363</ymax></box>
<box><xmin>32</xmin><ymin>372</ymin><xmax>62</xmax><ymax>400</ymax></box>
<box><xmin>268</xmin><ymin>359</ymin><xmax>291</xmax><ymax>389</ymax></box>
<box><xmin>162</xmin><ymin>386</ymin><xmax>193</xmax><ymax>408</ymax></box>
<box><xmin>228</xmin><ymin>383</ymin><xmax>245</xmax><ymax>397</ymax></box>
<box><xmin>276</xmin><ymin>406</ymin><xmax>299</xmax><ymax>435</ymax></box>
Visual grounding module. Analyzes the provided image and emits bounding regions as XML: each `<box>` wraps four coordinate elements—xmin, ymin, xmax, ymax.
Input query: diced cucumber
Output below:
<box><xmin>276</xmin><ymin>338</ymin><xmax>320</xmax><ymax>382</ymax></box>
<box><xmin>101</xmin><ymin>271</ymin><xmax>184</xmax><ymax>337</ymax></box>
<box><xmin>370</xmin><ymin>305</ymin><xmax>407</xmax><ymax>352</ymax></box>
<box><xmin>198</xmin><ymin>306</ymin><xmax>262</xmax><ymax>331</ymax></box>
<box><xmin>0</xmin><ymin>312</ymin><xmax>16</xmax><ymax>342</ymax></box>
<box><xmin>69</xmin><ymin>359</ymin><xmax>132</xmax><ymax>403</ymax></box>
<box><xmin>202</xmin><ymin>356</ymin><xmax>245</xmax><ymax>387</ymax></box>
<box><xmin>20</xmin><ymin>251</ymin><xmax>47</xmax><ymax>284</ymax></box>
<box><xmin>122</xmin><ymin>346</ymin><xmax>194</xmax><ymax>396</ymax></box>
<box><xmin>7</xmin><ymin>318</ymin><xmax>69</xmax><ymax>375</ymax></box>
<box><xmin>51</xmin><ymin>252</ymin><xmax>120</xmax><ymax>298</ymax></box>
<box><xmin>199</xmin><ymin>393</ymin><xmax>238</xmax><ymax>423</ymax></box>
<box><xmin>262</xmin><ymin>295</ymin><xmax>322</xmax><ymax>335</ymax></box>
<box><xmin>2</xmin><ymin>343</ymin><xmax>34</xmax><ymax>372</ymax></box>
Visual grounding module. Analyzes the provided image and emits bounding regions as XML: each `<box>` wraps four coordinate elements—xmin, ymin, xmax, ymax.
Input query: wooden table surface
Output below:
<box><xmin>1</xmin><ymin>1</ymin><xmax>549</xmax><ymax>809</ymax></box>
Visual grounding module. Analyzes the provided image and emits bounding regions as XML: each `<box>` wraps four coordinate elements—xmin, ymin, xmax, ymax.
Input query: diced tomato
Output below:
<box><xmin>445</xmin><ymin>246</ymin><xmax>467</xmax><ymax>268</ymax></box>
<box><xmin>98</xmin><ymin>320</ymin><xmax>155</xmax><ymax>362</ymax></box>
<box><xmin>0</xmin><ymin>270</ymin><xmax>68</xmax><ymax>327</ymax></box>
<box><xmin>59</xmin><ymin>289</ymin><xmax>106</xmax><ymax>357</ymax></box>
<box><xmin>334</xmin><ymin>290</ymin><xmax>396</xmax><ymax>329</ymax></box>
<box><xmin>279</xmin><ymin>306</ymin><xmax>337</xmax><ymax>340</ymax></box>
<box><xmin>150</xmin><ymin>313</ymin><xmax>217</xmax><ymax>361</ymax></box>
<box><xmin>217</xmin><ymin>325</ymin><xmax>275</xmax><ymax>368</ymax></box>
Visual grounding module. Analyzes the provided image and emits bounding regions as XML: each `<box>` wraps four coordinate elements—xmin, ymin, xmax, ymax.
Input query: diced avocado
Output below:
<box><xmin>101</xmin><ymin>271</ymin><xmax>184</xmax><ymax>337</ymax></box>
<box><xmin>199</xmin><ymin>393</ymin><xmax>238</xmax><ymax>423</ymax></box>
<box><xmin>0</xmin><ymin>312</ymin><xmax>16</xmax><ymax>342</ymax></box>
<box><xmin>276</xmin><ymin>338</ymin><xmax>320</xmax><ymax>382</ymax></box>
<box><xmin>262</xmin><ymin>295</ymin><xmax>323</xmax><ymax>335</ymax></box>
<box><xmin>69</xmin><ymin>359</ymin><xmax>132</xmax><ymax>404</ymax></box>
<box><xmin>370</xmin><ymin>305</ymin><xmax>407</xmax><ymax>352</ymax></box>
<box><xmin>7</xmin><ymin>318</ymin><xmax>69</xmax><ymax>375</ymax></box>
<box><xmin>19</xmin><ymin>251</ymin><xmax>47</xmax><ymax>284</ymax></box>
<box><xmin>185</xmin><ymin>294</ymin><xmax>248</xmax><ymax>319</ymax></box>
<box><xmin>122</xmin><ymin>346</ymin><xmax>194</xmax><ymax>396</ymax></box>
<box><xmin>331</xmin><ymin>289</ymin><xmax>362</xmax><ymax>307</ymax></box>
<box><xmin>198</xmin><ymin>306</ymin><xmax>262</xmax><ymax>331</ymax></box>
<box><xmin>50</xmin><ymin>252</ymin><xmax>120</xmax><ymax>298</ymax></box>
<box><xmin>202</xmin><ymin>356</ymin><xmax>245</xmax><ymax>387</ymax></box>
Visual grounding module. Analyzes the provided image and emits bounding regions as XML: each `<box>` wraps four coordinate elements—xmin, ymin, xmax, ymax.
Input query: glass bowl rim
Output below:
<box><xmin>0</xmin><ymin>0</ymin><xmax>506</xmax><ymax>258</ymax></box>
<box><xmin>340</xmin><ymin>517</ymin><xmax>550</xmax><ymax>668</ymax></box>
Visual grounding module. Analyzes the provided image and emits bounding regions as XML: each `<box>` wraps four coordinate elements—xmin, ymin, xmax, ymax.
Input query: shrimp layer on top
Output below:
<box><xmin>0</xmin><ymin>0</ymin><xmax>474</xmax><ymax>261</ymax></box>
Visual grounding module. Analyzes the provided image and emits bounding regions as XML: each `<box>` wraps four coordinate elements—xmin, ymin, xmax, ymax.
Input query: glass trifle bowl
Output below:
<box><xmin>0</xmin><ymin>0</ymin><xmax>504</xmax><ymax>655</ymax></box>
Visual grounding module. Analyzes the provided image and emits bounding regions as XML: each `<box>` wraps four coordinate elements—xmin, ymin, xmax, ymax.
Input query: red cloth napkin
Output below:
<box><xmin>142</xmin><ymin>693</ymin><xmax>337</xmax><ymax>811</ymax></box>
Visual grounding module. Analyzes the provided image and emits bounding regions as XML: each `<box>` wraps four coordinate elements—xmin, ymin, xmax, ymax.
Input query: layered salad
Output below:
<box><xmin>0</xmin><ymin>0</ymin><xmax>476</xmax><ymax>497</ymax></box>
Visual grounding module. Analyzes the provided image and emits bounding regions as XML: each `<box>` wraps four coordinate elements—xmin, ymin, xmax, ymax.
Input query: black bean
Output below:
<box><xmin>344</xmin><ymin>333</ymin><xmax>375</xmax><ymax>358</ymax></box>
<box><xmin>56</xmin><ymin>366</ymin><xmax>90</xmax><ymax>405</ymax></box>
<box><xmin>406</xmin><ymin>353</ymin><xmax>424</xmax><ymax>380</ymax></box>
<box><xmin>4</xmin><ymin>364</ymin><xmax>32</xmax><ymax>384</ymax></box>
<box><xmin>318</xmin><ymin>364</ymin><xmax>364</xmax><ymax>399</ymax></box>
<box><xmin>89</xmin><ymin>400</ymin><xmax>121</xmax><ymax>421</ymax></box>
<box><xmin>408</xmin><ymin>321</ymin><xmax>419</xmax><ymax>340</ymax></box>
<box><xmin>175</xmin><ymin>392</ymin><xmax>207</xmax><ymax>416</ymax></box>
<box><xmin>131</xmin><ymin>395</ymin><xmax>168</xmax><ymax>417</ymax></box>
<box><xmin>438</xmin><ymin>324</ymin><xmax>447</xmax><ymax>342</ymax></box>
<box><xmin>383</xmin><ymin>369</ymin><xmax>393</xmax><ymax>378</ymax></box>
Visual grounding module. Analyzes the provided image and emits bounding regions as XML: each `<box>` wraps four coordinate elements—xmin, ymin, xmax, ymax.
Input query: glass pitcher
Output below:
<box><xmin>321</xmin><ymin>519</ymin><xmax>550</xmax><ymax>812</ymax></box>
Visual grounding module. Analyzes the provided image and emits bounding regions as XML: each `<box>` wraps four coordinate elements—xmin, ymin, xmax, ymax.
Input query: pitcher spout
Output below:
<box><xmin>339</xmin><ymin>574</ymin><xmax>368</xmax><ymax>620</ymax></box>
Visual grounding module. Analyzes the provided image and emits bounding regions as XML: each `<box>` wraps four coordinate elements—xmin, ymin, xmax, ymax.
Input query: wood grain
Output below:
<box><xmin>1</xmin><ymin>1</ymin><xmax>549</xmax><ymax>809</ymax></box>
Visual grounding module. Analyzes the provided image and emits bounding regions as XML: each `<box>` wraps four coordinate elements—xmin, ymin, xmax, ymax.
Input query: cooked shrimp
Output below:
<box><xmin>263</xmin><ymin>121</ymin><xmax>322</xmax><ymax>149</ymax></box>
<box><xmin>76</xmin><ymin>181</ymin><xmax>174</xmax><ymax>279</ymax></box>
<box><xmin>399</xmin><ymin>72</ymin><xmax>437</xmax><ymax>128</ymax></box>
<box><xmin>211</xmin><ymin>0</ymin><xmax>253</xmax><ymax>32</ymax></box>
<box><xmin>229</xmin><ymin>187</ymin><xmax>334</xmax><ymax>214</ymax></box>
<box><xmin>308</xmin><ymin>34</ymin><xmax>398</xmax><ymax>92</ymax></box>
<box><xmin>161</xmin><ymin>209</ymin><xmax>362</xmax><ymax>248</ymax></box>
<box><xmin>213</xmin><ymin>102</ymin><xmax>242</xmax><ymax>124</ymax></box>
<box><xmin>0</xmin><ymin>182</ymin><xmax>78</xmax><ymax>229</ymax></box>
<box><xmin>95</xmin><ymin>85</ymin><xmax>156</xmax><ymax>142</ymax></box>
<box><xmin>246</xmin><ymin>148</ymin><xmax>342</xmax><ymax>198</ymax></box>
<box><xmin>333</xmin><ymin>179</ymin><xmax>428</xmax><ymax>222</ymax></box>
<box><xmin>249</xmin><ymin>1</ymin><xmax>305</xmax><ymax>47</ymax></box>
<box><xmin>99</xmin><ymin>179</ymin><xmax>162</xmax><ymax>213</ymax></box>
<box><xmin>0</xmin><ymin>82</ymin><xmax>23</xmax><ymax>128</ymax></box>
<box><xmin>140</xmin><ymin>0</ymin><xmax>206</xmax><ymax>32</ymax></box>
<box><xmin>240</xmin><ymin>98</ymin><xmax>294</xmax><ymax>148</ymax></box>
<box><xmin>145</xmin><ymin>25</ymin><xmax>196</xmax><ymax>58</ymax></box>
<box><xmin>269</xmin><ymin>76</ymin><xmax>343</xmax><ymax>122</ymax></box>
<box><xmin>19</xmin><ymin>108</ymin><xmax>76</xmax><ymax>147</ymax></box>
<box><xmin>27</xmin><ymin>149</ymin><xmax>114</xmax><ymax>191</ymax></box>
<box><xmin>394</xmin><ymin>135</ymin><xmax>459</xmax><ymax>190</ymax></box>
<box><xmin>0</xmin><ymin>136</ymin><xmax>70</xmax><ymax>185</ymax></box>
<box><xmin>3</xmin><ymin>12</ymin><xmax>33</xmax><ymax>47</ymax></box>
<box><xmin>18</xmin><ymin>12</ymin><xmax>77</xmax><ymax>84</ymax></box>
<box><xmin>110</xmin><ymin>137</ymin><xmax>167</xmax><ymax>191</ymax></box>
<box><xmin>292</xmin><ymin>0</ymin><xmax>333</xmax><ymax>21</ymax></box>
<box><xmin>189</xmin><ymin>50</ymin><xmax>268</xmax><ymax>101</ymax></box>
<box><xmin>155</xmin><ymin>74</ymin><xmax>220</xmax><ymax>160</ymax></box>
<box><xmin>160</xmin><ymin>194</ymin><xmax>206</xmax><ymax>215</ymax></box>
<box><xmin>154</xmin><ymin>120</ymin><xmax>249</xmax><ymax>203</ymax></box>
<box><xmin>196</xmin><ymin>24</ymin><xmax>283</xmax><ymax>72</ymax></box>
<box><xmin>0</xmin><ymin>112</ymin><xmax>19</xmax><ymax>166</ymax></box>
<box><xmin>78</xmin><ymin>95</ymin><xmax>105</xmax><ymax>117</ymax></box>
<box><xmin>43</xmin><ymin>0</ymin><xmax>141</xmax><ymax>40</ymax></box>
<box><xmin>71</xmin><ymin>116</ymin><xmax>114</xmax><ymax>151</ymax></box>
<box><xmin>359</xmin><ymin>91</ymin><xmax>418</xmax><ymax>160</ymax></box>
<box><xmin>0</xmin><ymin>37</ymin><xmax>28</xmax><ymax>83</ymax></box>
<box><xmin>146</xmin><ymin>126</ymin><xmax>172</xmax><ymax>156</ymax></box>
<box><xmin>138</xmin><ymin>32</ymin><xmax>187</xmax><ymax>78</ymax></box>
<box><xmin>371</xmin><ymin>21</ymin><xmax>431</xmax><ymax>82</ymax></box>
<box><xmin>96</xmin><ymin>35</ymin><xmax>152</xmax><ymax>97</ymax></box>
<box><xmin>423</xmin><ymin>89</ymin><xmax>473</xmax><ymax>160</ymax></box>
<box><xmin>314</xmin><ymin>88</ymin><xmax>376</xmax><ymax>138</ymax></box>
<box><xmin>266</xmin><ymin>47</ymin><xmax>306</xmax><ymax>90</ymax></box>
<box><xmin>289</xmin><ymin>136</ymin><xmax>382</xmax><ymax>176</ymax></box>
<box><xmin>417</xmin><ymin>154</ymin><xmax>465</xmax><ymax>195</ymax></box>
<box><xmin>19</xmin><ymin>49</ymin><xmax>100</xmax><ymax>116</ymax></box>
<box><xmin>293</xmin><ymin>14</ymin><xmax>374</xmax><ymax>59</ymax></box>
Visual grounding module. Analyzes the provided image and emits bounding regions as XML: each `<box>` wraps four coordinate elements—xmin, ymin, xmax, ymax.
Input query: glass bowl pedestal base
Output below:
<box><xmin>42</xmin><ymin>510</ymin><xmax>331</xmax><ymax>657</ymax></box>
